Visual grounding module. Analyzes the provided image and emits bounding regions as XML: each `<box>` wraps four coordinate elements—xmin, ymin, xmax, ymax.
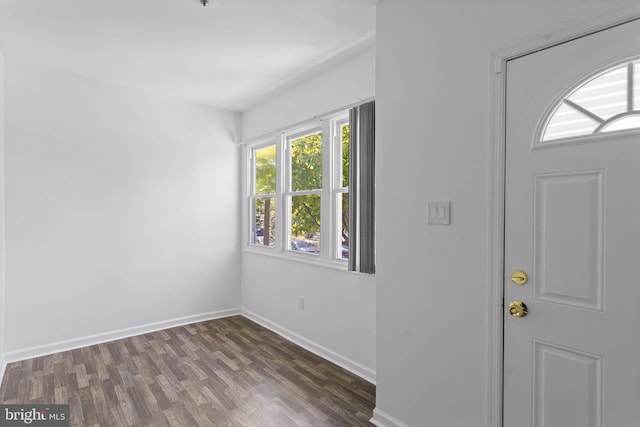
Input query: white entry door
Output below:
<box><xmin>504</xmin><ymin>19</ymin><xmax>640</xmax><ymax>426</ymax></box>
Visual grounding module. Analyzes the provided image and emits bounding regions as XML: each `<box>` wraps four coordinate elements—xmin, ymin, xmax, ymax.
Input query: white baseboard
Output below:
<box><xmin>3</xmin><ymin>308</ymin><xmax>241</xmax><ymax>363</ymax></box>
<box><xmin>370</xmin><ymin>408</ymin><xmax>409</xmax><ymax>427</ymax></box>
<box><xmin>2</xmin><ymin>308</ymin><xmax>377</xmax><ymax>390</ymax></box>
<box><xmin>241</xmin><ymin>308</ymin><xmax>376</xmax><ymax>385</ymax></box>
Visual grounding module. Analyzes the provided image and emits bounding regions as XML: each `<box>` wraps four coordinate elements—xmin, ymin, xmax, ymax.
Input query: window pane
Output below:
<box><xmin>541</xmin><ymin>60</ymin><xmax>640</xmax><ymax>142</ymax></box>
<box><xmin>340</xmin><ymin>192</ymin><xmax>349</xmax><ymax>260</ymax></box>
<box><xmin>252</xmin><ymin>197</ymin><xmax>275</xmax><ymax>247</ymax></box>
<box><xmin>290</xmin><ymin>194</ymin><xmax>320</xmax><ymax>254</ymax></box>
<box><xmin>291</xmin><ymin>132</ymin><xmax>322</xmax><ymax>191</ymax></box>
<box><xmin>542</xmin><ymin>102</ymin><xmax>599</xmax><ymax>141</ymax></box>
<box><xmin>255</xmin><ymin>145</ymin><xmax>276</xmax><ymax>194</ymax></box>
<box><xmin>634</xmin><ymin>60</ymin><xmax>640</xmax><ymax>109</ymax></box>
<box><xmin>342</xmin><ymin>124</ymin><xmax>350</xmax><ymax>187</ymax></box>
<box><xmin>568</xmin><ymin>64</ymin><xmax>627</xmax><ymax>120</ymax></box>
<box><xmin>601</xmin><ymin>115</ymin><xmax>640</xmax><ymax>132</ymax></box>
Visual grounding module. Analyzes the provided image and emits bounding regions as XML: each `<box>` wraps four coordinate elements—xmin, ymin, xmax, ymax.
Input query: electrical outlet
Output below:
<box><xmin>298</xmin><ymin>296</ymin><xmax>304</xmax><ymax>310</ymax></box>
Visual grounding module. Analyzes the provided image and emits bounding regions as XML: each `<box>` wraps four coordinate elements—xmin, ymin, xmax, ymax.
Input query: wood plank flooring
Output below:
<box><xmin>0</xmin><ymin>315</ymin><xmax>375</xmax><ymax>426</ymax></box>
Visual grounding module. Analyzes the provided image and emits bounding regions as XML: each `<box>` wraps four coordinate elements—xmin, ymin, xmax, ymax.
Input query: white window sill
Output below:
<box><xmin>243</xmin><ymin>244</ymin><xmax>357</xmax><ymax>273</ymax></box>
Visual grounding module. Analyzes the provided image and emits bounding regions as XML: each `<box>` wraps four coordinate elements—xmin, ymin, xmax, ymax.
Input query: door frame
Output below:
<box><xmin>487</xmin><ymin>3</ymin><xmax>640</xmax><ymax>425</ymax></box>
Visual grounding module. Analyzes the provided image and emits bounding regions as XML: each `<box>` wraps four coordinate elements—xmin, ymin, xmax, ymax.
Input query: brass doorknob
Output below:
<box><xmin>511</xmin><ymin>270</ymin><xmax>528</xmax><ymax>285</ymax></box>
<box><xmin>509</xmin><ymin>300</ymin><xmax>528</xmax><ymax>317</ymax></box>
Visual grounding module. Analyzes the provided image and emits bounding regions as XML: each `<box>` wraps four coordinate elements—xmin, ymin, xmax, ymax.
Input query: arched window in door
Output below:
<box><xmin>539</xmin><ymin>59</ymin><xmax>640</xmax><ymax>143</ymax></box>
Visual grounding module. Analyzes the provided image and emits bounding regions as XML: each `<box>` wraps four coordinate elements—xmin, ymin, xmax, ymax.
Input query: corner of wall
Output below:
<box><xmin>232</xmin><ymin>111</ymin><xmax>243</xmax><ymax>144</ymax></box>
<box><xmin>241</xmin><ymin>308</ymin><xmax>376</xmax><ymax>385</ymax></box>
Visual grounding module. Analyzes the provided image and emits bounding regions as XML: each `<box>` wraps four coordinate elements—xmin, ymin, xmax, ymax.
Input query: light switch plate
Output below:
<box><xmin>428</xmin><ymin>201</ymin><xmax>451</xmax><ymax>225</ymax></box>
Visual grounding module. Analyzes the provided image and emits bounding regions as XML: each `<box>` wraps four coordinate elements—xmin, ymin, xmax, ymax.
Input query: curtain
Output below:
<box><xmin>348</xmin><ymin>101</ymin><xmax>375</xmax><ymax>273</ymax></box>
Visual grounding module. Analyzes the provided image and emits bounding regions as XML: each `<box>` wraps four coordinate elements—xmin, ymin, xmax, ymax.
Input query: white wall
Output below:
<box><xmin>3</xmin><ymin>55</ymin><xmax>241</xmax><ymax>357</ymax></box>
<box><xmin>374</xmin><ymin>1</ymin><xmax>626</xmax><ymax>426</ymax></box>
<box><xmin>0</xmin><ymin>48</ymin><xmax>6</xmax><ymax>375</ymax></box>
<box><xmin>242</xmin><ymin>44</ymin><xmax>376</xmax><ymax>140</ymax></box>
<box><xmin>241</xmin><ymin>45</ymin><xmax>377</xmax><ymax>381</ymax></box>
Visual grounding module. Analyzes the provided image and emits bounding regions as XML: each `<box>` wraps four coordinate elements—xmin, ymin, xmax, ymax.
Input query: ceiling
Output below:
<box><xmin>0</xmin><ymin>0</ymin><xmax>377</xmax><ymax>111</ymax></box>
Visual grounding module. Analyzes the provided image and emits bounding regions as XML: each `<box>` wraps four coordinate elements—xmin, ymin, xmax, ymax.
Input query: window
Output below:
<box><xmin>337</xmin><ymin>120</ymin><xmax>350</xmax><ymax>260</ymax></box>
<box><xmin>286</xmin><ymin>129</ymin><xmax>323</xmax><ymax>255</ymax></box>
<box><xmin>249</xmin><ymin>143</ymin><xmax>276</xmax><ymax>247</ymax></box>
<box><xmin>246</xmin><ymin>102</ymin><xmax>374</xmax><ymax>271</ymax></box>
<box><xmin>539</xmin><ymin>59</ymin><xmax>640</xmax><ymax>143</ymax></box>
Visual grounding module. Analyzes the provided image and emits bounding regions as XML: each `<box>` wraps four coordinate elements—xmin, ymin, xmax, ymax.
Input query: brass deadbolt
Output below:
<box><xmin>511</xmin><ymin>270</ymin><xmax>528</xmax><ymax>286</ymax></box>
<box><xmin>509</xmin><ymin>300</ymin><xmax>528</xmax><ymax>318</ymax></box>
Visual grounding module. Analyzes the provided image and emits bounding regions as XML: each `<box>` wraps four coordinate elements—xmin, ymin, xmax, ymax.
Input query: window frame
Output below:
<box><xmin>536</xmin><ymin>58</ymin><xmax>640</xmax><ymax>146</ymax></box>
<box><xmin>248</xmin><ymin>139</ymin><xmax>278</xmax><ymax>249</ymax></box>
<box><xmin>245</xmin><ymin>110</ymin><xmax>351</xmax><ymax>269</ymax></box>
<box><xmin>284</xmin><ymin>124</ymin><xmax>324</xmax><ymax>256</ymax></box>
<box><xmin>333</xmin><ymin>117</ymin><xmax>350</xmax><ymax>261</ymax></box>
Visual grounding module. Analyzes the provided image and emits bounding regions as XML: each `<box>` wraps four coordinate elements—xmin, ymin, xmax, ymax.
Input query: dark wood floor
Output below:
<box><xmin>0</xmin><ymin>315</ymin><xmax>375</xmax><ymax>426</ymax></box>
